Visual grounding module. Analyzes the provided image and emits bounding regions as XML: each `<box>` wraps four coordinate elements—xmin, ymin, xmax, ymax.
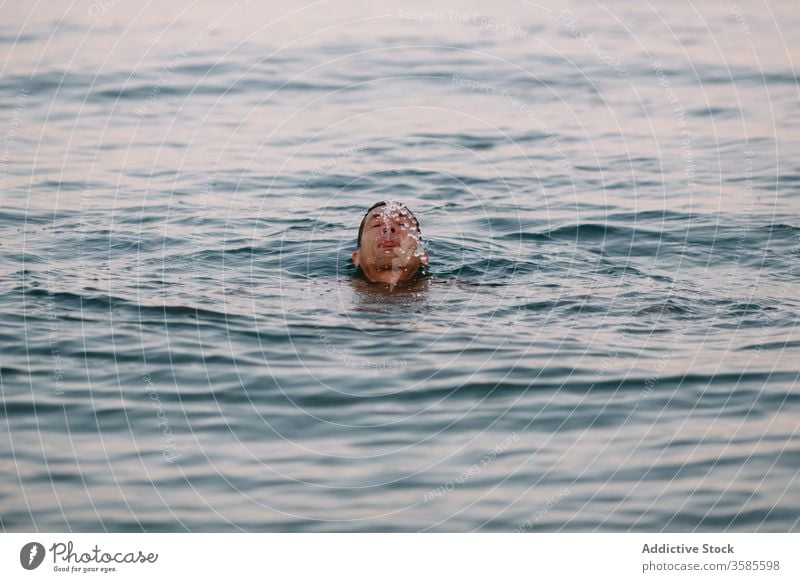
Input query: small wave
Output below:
<box><xmin>21</xmin><ymin>288</ymin><xmax>234</xmax><ymax>321</ymax></box>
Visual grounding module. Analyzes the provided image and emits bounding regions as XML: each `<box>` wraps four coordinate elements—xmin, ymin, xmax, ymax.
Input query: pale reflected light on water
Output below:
<box><xmin>0</xmin><ymin>0</ymin><xmax>798</xmax><ymax>531</ymax></box>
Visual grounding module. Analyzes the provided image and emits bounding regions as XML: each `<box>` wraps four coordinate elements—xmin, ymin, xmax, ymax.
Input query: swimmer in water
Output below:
<box><xmin>352</xmin><ymin>200</ymin><xmax>429</xmax><ymax>287</ymax></box>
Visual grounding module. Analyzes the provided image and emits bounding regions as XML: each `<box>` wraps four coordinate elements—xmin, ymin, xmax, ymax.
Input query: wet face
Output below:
<box><xmin>352</xmin><ymin>201</ymin><xmax>429</xmax><ymax>286</ymax></box>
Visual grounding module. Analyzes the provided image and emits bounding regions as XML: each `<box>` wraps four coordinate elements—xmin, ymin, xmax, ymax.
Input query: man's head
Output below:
<box><xmin>352</xmin><ymin>200</ymin><xmax>429</xmax><ymax>285</ymax></box>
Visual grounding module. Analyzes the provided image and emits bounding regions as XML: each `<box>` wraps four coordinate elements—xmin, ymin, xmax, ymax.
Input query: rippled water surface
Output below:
<box><xmin>1</xmin><ymin>0</ymin><xmax>799</xmax><ymax>531</ymax></box>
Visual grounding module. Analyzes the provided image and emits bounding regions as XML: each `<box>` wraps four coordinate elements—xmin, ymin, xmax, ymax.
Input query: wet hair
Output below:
<box><xmin>356</xmin><ymin>200</ymin><xmax>421</xmax><ymax>248</ymax></box>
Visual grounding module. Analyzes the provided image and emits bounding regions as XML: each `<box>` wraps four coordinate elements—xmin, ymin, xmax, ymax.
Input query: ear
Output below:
<box><xmin>420</xmin><ymin>250</ymin><xmax>429</xmax><ymax>266</ymax></box>
<box><xmin>352</xmin><ymin>249</ymin><xmax>361</xmax><ymax>268</ymax></box>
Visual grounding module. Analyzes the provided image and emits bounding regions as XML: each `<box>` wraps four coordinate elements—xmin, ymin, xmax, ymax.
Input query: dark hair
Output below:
<box><xmin>356</xmin><ymin>201</ymin><xmax>421</xmax><ymax>247</ymax></box>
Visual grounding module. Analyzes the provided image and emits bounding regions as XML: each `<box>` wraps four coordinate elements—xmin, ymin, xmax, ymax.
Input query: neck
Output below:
<box><xmin>364</xmin><ymin>265</ymin><xmax>418</xmax><ymax>287</ymax></box>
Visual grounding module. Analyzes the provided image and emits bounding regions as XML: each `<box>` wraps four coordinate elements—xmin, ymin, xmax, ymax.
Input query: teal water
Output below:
<box><xmin>1</xmin><ymin>0</ymin><xmax>798</xmax><ymax>531</ymax></box>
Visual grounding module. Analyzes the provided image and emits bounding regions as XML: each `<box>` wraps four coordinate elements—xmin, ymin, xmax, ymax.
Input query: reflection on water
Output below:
<box><xmin>349</xmin><ymin>275</ymin><xmax>431</xmax><ymax>309</ymax></box>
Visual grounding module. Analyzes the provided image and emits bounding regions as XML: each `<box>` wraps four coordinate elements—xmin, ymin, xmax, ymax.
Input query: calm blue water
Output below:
<box><xmin>1</xmin><ymin>0</ymin><xmax>798</xmax><ymax>532</ymax></box>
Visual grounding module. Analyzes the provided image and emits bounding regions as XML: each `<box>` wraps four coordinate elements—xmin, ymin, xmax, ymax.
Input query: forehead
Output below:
<box><xmin>367</xmin><ymin>204</ymin><xmax>412</xmax><ymax>220</ymax></box>
<box><xmin>367</xmin><ymin>211</ymin><xmax>410</xmax><ymax>221</ymax></box>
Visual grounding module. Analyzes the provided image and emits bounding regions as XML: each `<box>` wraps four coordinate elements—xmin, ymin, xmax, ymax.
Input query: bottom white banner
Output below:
<box><xmin>1</xmin><ymin>533</ymin><xmax>797</xmax><ymax>581</ymax></box>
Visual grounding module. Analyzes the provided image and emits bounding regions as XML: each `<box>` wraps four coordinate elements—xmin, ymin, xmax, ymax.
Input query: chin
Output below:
<box><xmin>371</xmin><ymin>254</ymin><xmax>405</xmax><ymax>267</ymax></box>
